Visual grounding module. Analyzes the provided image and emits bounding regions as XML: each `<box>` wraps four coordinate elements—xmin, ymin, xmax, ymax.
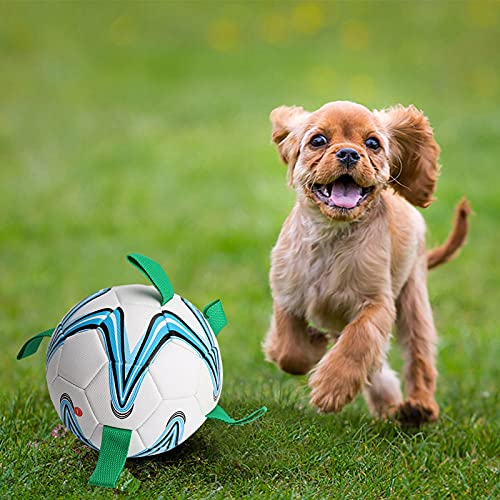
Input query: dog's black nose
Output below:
<box><xmin>336</xmin><ymin>148</ymin><xmax>360</xmax><ymax>167</ymax></box>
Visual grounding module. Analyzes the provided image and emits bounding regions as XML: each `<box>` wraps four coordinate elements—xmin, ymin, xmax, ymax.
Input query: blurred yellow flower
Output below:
<box><xmin>0</xmin><ymin>113</ymin><xmax>12</xmax><ymax>137</ymax></box>
<box><xmin>305</xmin><ymin>65</ymin><xmax>336</xmax><ymax>96</ymax></box>
<box><xmin>350</xmin><ymin>75</ymin><xmax>376</xmax><ymax>102</ymax></box>
<box><xmin>260</xmin><ymin>14</ymin><xmax>289</xmax><ymax>45</ymax></box>
<box><xmin>6</xmin><ymin>20</ymin><xmax>34</xmax><ymax>51</ymax></box>
<box><xmin>207</xmin><ymin>18</ymin><xmax>240</xmax><ymax>52</ymax></box>
<box><xmin>292</xmin><ymin>2</ymin><xmax>325</xmax><ymax>35</ymax></box>
<box><xmin>110</xmin><ymin>15</ymin><xmax>137</xmax><ymax>48</ymax></box>
<box><xmin>341</xmin><ymin>20</ymin><xmax>369</xmax><ymax>50</ymax></box>
<box><xmin>472</xmin><ymin>70</ymin><xmax>498</xmax><ymax>98</ymax></box>
<box><xmin>466</xmin><ymin>0</ymin><xmax>498</xmax><ymax>28</ymax></box>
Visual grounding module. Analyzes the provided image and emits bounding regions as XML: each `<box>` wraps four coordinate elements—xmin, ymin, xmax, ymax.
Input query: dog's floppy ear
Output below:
<box><xmin>270</xmin><ymin>105</ymin><xmax>309</xmax><ymax>166</ymax></box>
<box><xmin>378</xmin><ymin>105</ymin><xmax>440</xmax><ymax>208</ymax></box>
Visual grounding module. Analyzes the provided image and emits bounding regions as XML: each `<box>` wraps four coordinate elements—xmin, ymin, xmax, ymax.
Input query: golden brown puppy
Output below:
<box><xmin>263</xmin><ymin>101</ymin><xmax>470</xmax><ymax>426</ymax></box>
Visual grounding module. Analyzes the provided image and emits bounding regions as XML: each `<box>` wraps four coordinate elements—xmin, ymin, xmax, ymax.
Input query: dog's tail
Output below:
<box><xmin>427</xmin><ymin>198</ymin><xmax>471</xmax><ymax>270</ymax></box>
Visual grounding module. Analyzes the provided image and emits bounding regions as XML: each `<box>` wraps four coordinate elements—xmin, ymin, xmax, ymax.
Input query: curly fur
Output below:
<box><xmin>263</xmin><ymin>101</ymin><xmax>470</xmax><ymax>426</ymax></box>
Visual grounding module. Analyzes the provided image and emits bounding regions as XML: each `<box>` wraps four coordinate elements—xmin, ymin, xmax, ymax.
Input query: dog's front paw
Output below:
<box><xmin>396</xmin><ymin>398</ymin><xmax>439</xmax><ymax>427</ymax></box>
<box><xmin>305</xmin><ymin>326</ymin><xmax>329</xmax><ymax>362</ymax></box>
<box><xmin>309</xmin><ymin>355</ymin><xmax>365</xmax><ymax>413</ymax></box>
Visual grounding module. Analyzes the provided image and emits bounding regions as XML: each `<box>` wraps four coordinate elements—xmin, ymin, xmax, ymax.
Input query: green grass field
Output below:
<box><xmin>1</xmin><ymin>1</ymin><xmax>499</xmax><ymax>497</ymax></box>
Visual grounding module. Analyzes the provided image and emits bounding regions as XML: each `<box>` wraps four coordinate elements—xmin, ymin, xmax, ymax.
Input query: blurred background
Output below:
<box><xmin>1</xmin><ymin>0</ymin><xmax>499</xmax><ymax>431</ymax></box>
<box><xmin>1</xmin><ymin>1</ymin><xmax>499</xmax><ymax>496</ymax></box>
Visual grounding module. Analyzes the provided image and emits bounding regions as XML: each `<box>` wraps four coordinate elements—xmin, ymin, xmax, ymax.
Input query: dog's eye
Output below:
<box><xmin>365</xmin><ymin>137</ymin><xmax>380</xmax><ymax>150</ymax></box>
<box><xmin>309</xmin><ymin>134</ymin><xmax>328</xmax><ymax>148</ymax></box>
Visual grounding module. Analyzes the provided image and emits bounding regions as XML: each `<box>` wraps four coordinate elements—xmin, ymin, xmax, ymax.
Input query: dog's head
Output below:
<box><xmin>270</xmin><ymin>101</ymin><xmax>440</xmax><ymax>222</ymax></box>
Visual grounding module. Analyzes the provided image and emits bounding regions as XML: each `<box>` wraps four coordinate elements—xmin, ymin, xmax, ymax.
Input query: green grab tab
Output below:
<box><xmin>206</xmin><ymin>404</ymin><xmax>268</xmax><ymax>426</ymax></box>
<box><xmin>17</xmin><ymin>329</ymin><xmax>55</xmax><ymax>360</ymax></box>
<box><xmin>126</xmin><ymin>253</ymin><xmax>174</xmax><ymax>306</ymax></box>
<box><xmin>89</xmin><ymin>425</ymin><xmax>132</xmax><ymax>488</ymax></box>
<box><xmin>202</xmin><ymin>300</ymin><xmax>227</xmax><ymax>336</ymax></box>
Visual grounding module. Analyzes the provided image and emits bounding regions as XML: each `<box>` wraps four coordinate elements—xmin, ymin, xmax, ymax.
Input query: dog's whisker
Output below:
<box><xmin>389</xmin><ymin>175</ymin><xmax>412</xmax><ymax>192</ymax></box>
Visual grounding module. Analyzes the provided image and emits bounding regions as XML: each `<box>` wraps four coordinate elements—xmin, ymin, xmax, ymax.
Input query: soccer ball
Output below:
<box><xmin>46</xmin><ymin>284</ymin><xmax>222</xmax><ymax>457</ymax></box>
<box><xmin>18</xmin><ymin>253</ymin><xmax>266</xmax><ymax>488</ymax></box>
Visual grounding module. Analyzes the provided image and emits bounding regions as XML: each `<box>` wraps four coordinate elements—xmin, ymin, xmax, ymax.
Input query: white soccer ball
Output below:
<box><xmin>45</xmin><ymin>284</ymin><xmax>222</xmax><ymax>457</ymax></box>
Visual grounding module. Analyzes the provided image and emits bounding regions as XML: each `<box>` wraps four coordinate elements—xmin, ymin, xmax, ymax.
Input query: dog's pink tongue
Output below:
<box><xmin>330</xmin><ymin>181</ymin><xmax>363</xmax><ymax>208</ymax></box>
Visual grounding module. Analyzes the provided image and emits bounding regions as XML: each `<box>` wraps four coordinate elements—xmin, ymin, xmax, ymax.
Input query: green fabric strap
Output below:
<box><xmin>202</xmin><ymin>300</ymin><xmax>227</xmax><ymax>336</ymax></box>
<box><xmin>16</xmin><ymin>329</ymin><xmax>55</xmax><ymax>360</ymax></box>
<box><xmin>126</xmin><ymin>253</ymin><xmax>174</xmax><ymax>306</ymax></box>
<box><xmin>206</xmin><ymin>404</ymin><xmax>268</xmax><ymax>426</ymax></box>
<box><xmin>89</xmin><ymin>425</ymin><xmax>132</xmax><ymax>488</ymax></box>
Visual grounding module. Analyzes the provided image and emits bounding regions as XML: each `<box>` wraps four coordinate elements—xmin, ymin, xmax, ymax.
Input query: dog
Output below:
<box><xmin>263</xmin><ymin>101</ymin><xmax>470</xmax><ymax>426</ymax></box>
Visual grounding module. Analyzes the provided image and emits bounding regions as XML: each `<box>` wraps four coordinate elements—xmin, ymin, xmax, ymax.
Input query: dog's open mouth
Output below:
<box><xmin>312</xmin><ymin>175</ymin><xmax>374</xmax><ymax>210</ymax></box>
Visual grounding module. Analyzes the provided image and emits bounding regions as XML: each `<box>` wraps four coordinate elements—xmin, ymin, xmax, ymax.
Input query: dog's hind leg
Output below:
<box><xmin>363</xmin><ymin>359</ymin><xmax>403</xmax><ymax>419</ymax></box>
<box><xmin>263</xmin><ymin>304</ymin><xmax>328</xmax><ymax>375</ymax></box>
<box><xmin>395</xmin><ymin>256</ymin><xmax>439</xmax><ymax>425</ymax></box>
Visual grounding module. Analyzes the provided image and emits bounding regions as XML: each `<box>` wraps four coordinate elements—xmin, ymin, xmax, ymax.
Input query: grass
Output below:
<box><xmin>1</xmin><ymin>1</ymin><xmax>499</xmax><ymax>497</ymax></box>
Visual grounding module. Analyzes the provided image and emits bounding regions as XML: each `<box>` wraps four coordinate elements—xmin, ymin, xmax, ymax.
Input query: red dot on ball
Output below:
<box><xmin>74</xmin><ymin>407</ymin><xmax>83</xmax><ymax>417</ymax></box>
